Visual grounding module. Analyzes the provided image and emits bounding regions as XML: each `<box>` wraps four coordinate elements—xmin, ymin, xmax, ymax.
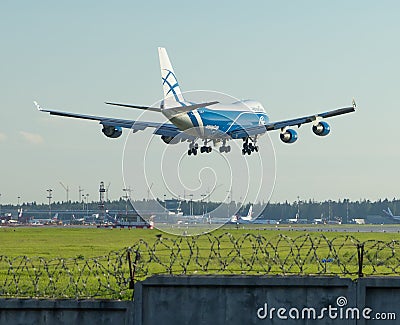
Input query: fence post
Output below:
<box><xmin>127</xmin><ymin>250</ymin><xmax>140</xmax><ymax>301</ymax></box>
<box><xmin>357</xmin><ymin>243</ymin><xmax>364</xmax><ymax>278</ymax></box>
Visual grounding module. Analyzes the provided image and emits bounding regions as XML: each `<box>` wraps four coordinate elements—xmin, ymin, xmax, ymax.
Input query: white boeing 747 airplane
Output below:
<box><xmin>35</xmin><ymin>47</ymin><xmax>356</xmax><ymax>156</ymax></box>
<box><xmin>230</xmin><ymin>204</ymin><xmax>253</xmax><ymax>223</ymax></box>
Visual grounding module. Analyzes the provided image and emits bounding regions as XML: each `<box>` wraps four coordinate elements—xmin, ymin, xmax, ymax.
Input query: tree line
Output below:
<box><xmin>2</xmin><ymin>198</ymin><xmax>399</xmax><ymax>221</ymax></box>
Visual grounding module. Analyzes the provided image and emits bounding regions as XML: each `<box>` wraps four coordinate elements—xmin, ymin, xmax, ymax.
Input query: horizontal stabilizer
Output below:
<box><xmin>163</xmin><ymin>101</ymin><xmax>219</xmax><ymax>115</ymax></box>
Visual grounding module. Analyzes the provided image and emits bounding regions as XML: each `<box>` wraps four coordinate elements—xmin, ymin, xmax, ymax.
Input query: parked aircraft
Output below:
<box><xmin>36</xmin><ymin>48</ymin><xmax>356</xmax><ymax>156</ymax></box>
<box><xmin>383</xmin><ymin>208</ymin><xmax>400</xmax><ymax>222</ymax></box>
<box><xmin>230</xmin><ymin>205</ymin><xmax>254</xmax><ymax>223</ymax></box>
<box><xmin>285</xmin><ymin>213</ymin><xmax>308</xmax><ymax>224</ymax></box>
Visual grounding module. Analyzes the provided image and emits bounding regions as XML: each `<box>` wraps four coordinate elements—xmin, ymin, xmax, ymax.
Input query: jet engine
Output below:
<box><xmin>280</xmin><ymin>129</ymin><xmax>298</xmax><ymax>144</ymax></box>
<box><xmin>102</xmin><ymin>125</ymin><xmax>122</xmax><ymax>138</ymax></box>
<box><xmin>161</xmin><ymin>135</ymin><xmax>174</xmax><ymax>144</ymax></box>
<box><xmin>312</xmin><ymin>121</ymin><xmax>330</xmax><ymax>136</ymax></box>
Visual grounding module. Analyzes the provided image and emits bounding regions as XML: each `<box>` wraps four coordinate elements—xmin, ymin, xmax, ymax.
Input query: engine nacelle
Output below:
<box><xmin>102</xmin><ymin>125</ymin><xmax>122</xmax><ymax>138</ymax></box>
<box><xmin>312</xmin><ymin>121</ymin><xmax>330</xmax><ymax>136</ymax></box>
<box><xmin>280</xmin><ymin>129</ymin><xmax>298</xmax><ymax>144</ymax></box>
<box><xmin>161</xmin><ymin>135</ymin><xmax>174</xmax><ymax>144</ymax></box>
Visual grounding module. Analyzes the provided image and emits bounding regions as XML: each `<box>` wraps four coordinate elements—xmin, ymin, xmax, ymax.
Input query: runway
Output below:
<box><xmin>230</xmin><ymin>224</ymin><xmax>400</xmax><ymax>233</ymax></box>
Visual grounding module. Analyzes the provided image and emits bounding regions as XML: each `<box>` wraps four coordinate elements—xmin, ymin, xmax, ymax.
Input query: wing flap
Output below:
<box><xmin>227</xmin><ymin>125</ymin><xmax>267</xmax><ymax>139</ymax></box>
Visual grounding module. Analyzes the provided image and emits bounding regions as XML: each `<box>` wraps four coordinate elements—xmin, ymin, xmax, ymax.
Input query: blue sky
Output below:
<box><xmin>0</xmin><ymin>1</ymin><xmax>399</xmax><ymax>204</ymax></box>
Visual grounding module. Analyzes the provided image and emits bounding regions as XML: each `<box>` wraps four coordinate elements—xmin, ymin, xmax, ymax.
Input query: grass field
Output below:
<box><xmin>0</xmin><ymin>226</ymin><xmax>396</xmax><ymax>257</ymax></box>
<box><xmin>1</xmin><ymin>226</ymin><xmax>399</xmax><ymax>299</ymax></box>
<box><xmin>0</xmin><ymin>225</ymin><xmax>399</xmax><ymax>258</ymax></box>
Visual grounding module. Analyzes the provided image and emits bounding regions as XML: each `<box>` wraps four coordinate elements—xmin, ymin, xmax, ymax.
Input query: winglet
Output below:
<box><xmin>34</xmin><ymin>101</ymin><xmax>42</xmax><ymax>111</ymax></box>
<box><xmin>352</xmin><ymin>98</ymin><xmax>357</xmax><ymax>109</ymax></box>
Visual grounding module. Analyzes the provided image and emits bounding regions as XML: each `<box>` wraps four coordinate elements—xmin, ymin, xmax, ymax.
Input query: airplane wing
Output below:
<box><xmin>104</xmin><ymin>100</ymin><xmax>219</xmax><ymax>114</ymax></box>
<box><xmin>104</xmin><ymin>102</ymin><xmax>162</xmax><ymax>112</ymax></box>
<box><xmin>34</xmin><ymin>101</ymin><xmax>194</xmax><ymax>141</ymax></box>
<box><xmin>228</xmin><ymin>102</ymin><xmax>356</xmax><ymax>139</ymax></box>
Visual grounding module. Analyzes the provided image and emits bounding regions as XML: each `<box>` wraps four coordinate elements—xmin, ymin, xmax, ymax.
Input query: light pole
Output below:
<box><xmin>201</xmin><ymin>194</ymin><xmax>206</xmax><ymax>216</ymax></box>
<box><xmin>82</xmin><ymin>194</ymin><xmax>85</xmax><ymax>210</ymax></box>
<box><xmin>328</xmin><ymin>200</ymin><xmax>332</xmax><ymax>222</ymax></box>
<box><xmin>85</xmin><ymin>193</ymin><xmax>89</xmax><ymax>217</ymax></box>
<box><xmin>47</xmin><ymin>189</ymin><xmax>53</xmax><ymax>218</ymax></box>
<box><xmin>123</xmin><ymin>188</ymin><xmax>131</xmax><ymax>216</ymax></box>
<box><xmin>189</xmin><ymin>194</ymin><xmax>193</xmax><ymax>215</ymax></box>
<box><xmin>79</xmin><ymin>186</ymin><xmax>84</xmax><ymax>203</ymax></box>
<box><xmin>297</xmin><ymin>196</ymin><xmax>300</xmax><ymax>220</ymax></box>
<box><xmin>0</xmin><ymin>193</ymin><xmax>2</xmax><ymax>217</ymax></box>
<box><xmin>226</xmin><ymin>191</ymin><xmax>231</xmax><ymax>219</ymax></box>
<box><xmin>17</xmin><ymin>196</ymin><xmax>21</xmax><ymax>214</ymax></box>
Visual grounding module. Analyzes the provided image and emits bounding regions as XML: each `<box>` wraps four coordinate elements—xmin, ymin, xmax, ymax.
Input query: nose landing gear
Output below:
<box><xmin>218</xmin><ymin>139</ymin><xmax>231</xmax><ymax>153</ymax></box>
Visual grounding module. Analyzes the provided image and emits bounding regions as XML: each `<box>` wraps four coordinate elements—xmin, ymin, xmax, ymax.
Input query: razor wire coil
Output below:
<box><xmin>0</xmin><ymin>233</ymin><xmax>399</xmax><ymax>300</ymax></box>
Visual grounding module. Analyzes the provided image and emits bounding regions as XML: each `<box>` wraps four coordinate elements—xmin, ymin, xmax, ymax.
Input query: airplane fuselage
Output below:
<box><xmin>163</xmin><ymin>100</ymin><xmax>269</xmax><ymax>139</ymax></box>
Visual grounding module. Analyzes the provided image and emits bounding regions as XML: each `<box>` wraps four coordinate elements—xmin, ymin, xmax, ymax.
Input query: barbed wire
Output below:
<box><xmin>1</xmin><ymin>233</ymin><xmax>399</xmax><ymax>299</ymax></box>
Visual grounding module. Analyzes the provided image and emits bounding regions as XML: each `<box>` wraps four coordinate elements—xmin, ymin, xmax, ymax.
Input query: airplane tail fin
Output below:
<box><xmin>383</xmin><ymin>208</ymin><xmax>394</xmax><ymax>217</ymax></box>
<box><xmin>158</xmin><ymin>47</ymin><xmax>185</xmax><ymax>104</ymax></box>
<box><xmin>247</xmin><ymin>205</ymin><xmax>253</xmax><ymax>220</ymax></box>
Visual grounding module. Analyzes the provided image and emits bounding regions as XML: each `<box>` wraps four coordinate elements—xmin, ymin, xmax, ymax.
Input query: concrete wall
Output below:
<box><xmin>1</xmin><ymin>276</ymin><xmax>399</xmax><ymax>325</ymax></box>
<box><xmin>134</xmin><ymin>276</ymin><xmax>399</xmax><ymax>325</ymax></box>
<box><xmin>357</xmin><ymin>277</ymin><xmax>400</xmax><ymax>325</ymax></box>
<box><xmin>0</xmin><ymin>299</ymin><xmax>134</xmax><ymax>325</ymax></box>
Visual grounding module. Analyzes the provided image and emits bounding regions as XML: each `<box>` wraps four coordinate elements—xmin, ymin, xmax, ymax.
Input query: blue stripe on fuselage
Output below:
<box><xmin>197</xmin><ymin>109</ymin><xmax>269</xmax><ymax>133</ymax></box>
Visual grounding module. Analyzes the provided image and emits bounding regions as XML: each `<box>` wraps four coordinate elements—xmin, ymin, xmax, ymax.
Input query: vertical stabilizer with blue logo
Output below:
<box><xmin>158</xmin><ymin>47</ymin><xmax>185</xmax><ymax>106</ymax></box>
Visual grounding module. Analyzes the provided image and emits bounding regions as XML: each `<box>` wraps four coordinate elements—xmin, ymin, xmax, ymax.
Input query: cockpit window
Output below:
<box><xmin>233</xmin><ymin>100</ymin><xmax>266</xmax><ymax>112</ymax></box>
<box><xmin>251</xmin><ymin>102</ymin><xmax>265</xmax><ymax>112</ymax></box>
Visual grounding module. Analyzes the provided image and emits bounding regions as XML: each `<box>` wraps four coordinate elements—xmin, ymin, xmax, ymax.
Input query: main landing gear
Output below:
<box><xmin>200</xmin><ymin>140</ymin><xmax>212</xmax><ymax>154</ymax></box>
<box><xmin>219</xmin><ymin>146</ymin><xmax>231</xmax><ymax>153</ymax></box>
<box><xmin>187</xmin><ymin>140</ymin><xmax>233</xmax><ymax>156</ymax></box>
<box><xmin>188</xmin><ymin>142</ymin><xmax>199</xmax><ymax>155</ymax></box>
<box><xmin>242</xmin><ymin>138</ymin><xmax>259</xmax><ymax>155</ymax></box>
<box><xmin>188</xmin><ymin>141</ymin><xmax>212</xmax><ymax>155</ymax></box>
<box><xmin>200</xmin><ymin>146</ymin><xmax>212</xmax><ymax>153</ymax></box>
<box><xmin>219</xmin><ymin>140</ymin><xmax>231</xmax><ymax>153</ymax></box>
